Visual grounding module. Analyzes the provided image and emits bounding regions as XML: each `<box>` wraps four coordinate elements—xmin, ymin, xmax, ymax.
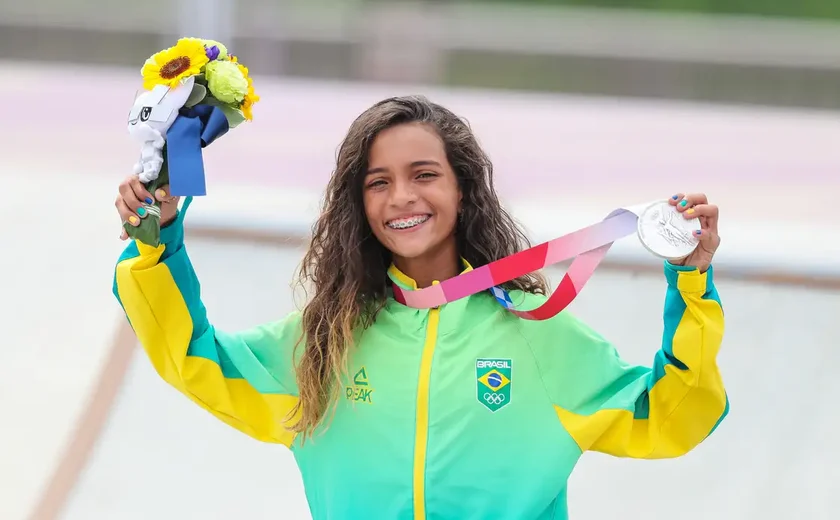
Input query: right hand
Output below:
<box><xmin>116</xmin><ymin>175</ymin><xmax>180</xmax><ymax>241</ymax></box>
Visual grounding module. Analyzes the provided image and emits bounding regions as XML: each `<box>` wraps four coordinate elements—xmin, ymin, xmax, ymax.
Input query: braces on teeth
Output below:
<box><xmin>389</xmin><ymin>216</ymin><xmax>428</xmax><ymax>229</ymax></box>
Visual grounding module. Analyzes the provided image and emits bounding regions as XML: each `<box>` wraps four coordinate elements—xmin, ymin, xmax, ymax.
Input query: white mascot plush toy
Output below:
<box><xmin>126</xmin><ymin>76</ymin><xmax>195</xmax><ymax>183</ymax></box>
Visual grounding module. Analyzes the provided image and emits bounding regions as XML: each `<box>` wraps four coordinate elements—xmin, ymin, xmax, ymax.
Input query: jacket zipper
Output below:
<box><xmin>412</xmin><ymin>305</ymin><xmax>441</xmax><ymax>520</ymax></box>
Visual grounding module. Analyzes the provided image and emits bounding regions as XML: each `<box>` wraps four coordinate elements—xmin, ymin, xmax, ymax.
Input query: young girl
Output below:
<box><xmin>113</xmin><ymin>95</ymin><xmax>728</xmax><ymax>520</ymax></box>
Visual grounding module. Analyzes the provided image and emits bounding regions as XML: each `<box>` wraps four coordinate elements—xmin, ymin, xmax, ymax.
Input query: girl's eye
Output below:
<box><xmin>417</xmin><ymin>172</ymin><xmax>437</xmax><ymax>179</ymax></box>
<box><xmin>367</xmin><ymin>179</ymin><xmax>386</xmax><ymax>188</ymax></box>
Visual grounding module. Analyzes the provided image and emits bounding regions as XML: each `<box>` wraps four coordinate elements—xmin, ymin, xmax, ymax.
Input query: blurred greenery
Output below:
<box><xmin>469</xmin><ymin>0</ymin><xmax>840</xmax><ymax>20</ymax></box>
<box><xmin>442</xmin><ymin>50</ymin><xmax>840</xmax><ymax>109</ymax></box>
<box><xmin>2</xmin><ymin>0</ymin><xmax>839</xmax><ymax>110</ymax></box>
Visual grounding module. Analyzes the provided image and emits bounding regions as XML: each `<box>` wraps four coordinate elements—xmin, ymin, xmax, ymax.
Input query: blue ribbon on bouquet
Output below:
<box><xmin>165</xmin><ymin>104</ymin><xmax>230</xmax><ymax>196</ymax></box>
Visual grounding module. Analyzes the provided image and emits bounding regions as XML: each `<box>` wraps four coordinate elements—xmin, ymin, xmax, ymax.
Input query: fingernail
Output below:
<box><xmin>144</xmin><ymin>197</ymin><xmax>153</xmax><ymax>204</ymax></box>
<box><xmin>694</xmin><ymin>229</ymin><xmax>702</xmax><ymax>235</ymax></box>
<box><xmin>128</xmin><ymin>216</ymin><xmax>139</xmax><ymax>225</ymax></box>
<box><xmin>156</xmin><ymin>189</ymin><xmax>167</xmax><ymax>199</ymax></box>
<box><xmin>671</xmin><ymin>195</ymin><xmax>679</xmax><ymax>200</ymax></box>
<box><xmin>685</xmin><ymin>208</ymin><xmax>695</xmax><ymax>215</ymax></box>
<box><xmin>679</xmin><ymin>200</ymin><xmax>688</xmax><ymax>207</ymax></box>
<box><xmin>137</xmin><ymin>207</ymin><xmax>147</xmax><ymax>217</ymax></box>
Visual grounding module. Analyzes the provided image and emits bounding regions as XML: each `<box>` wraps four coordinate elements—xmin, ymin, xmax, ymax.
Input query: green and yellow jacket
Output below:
<box><xmin>113</xmin><ymin>198</ymin><xmax>729</xmax><ymax>520</ymax></box>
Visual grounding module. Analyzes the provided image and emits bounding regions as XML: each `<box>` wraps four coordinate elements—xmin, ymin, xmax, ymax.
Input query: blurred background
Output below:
<box><xmin>5</xmin><ymin>0</ymin><xmax>840</xmax><ymax>108</ymax></box>
<box><xmin>1</xmin><ymin>1</ymin><xmax>838</xmax><ymax>519</ymax></box>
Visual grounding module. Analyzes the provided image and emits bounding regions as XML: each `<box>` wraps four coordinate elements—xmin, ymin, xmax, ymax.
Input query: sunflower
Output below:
<box><xmin>241</xmin><ymin>85</ymin><xmax>260</xmax><ymax>121</ymax></box>
<box><xmin>233</xmin><ymin>60</ymin><xmax>259</xmax><ymax>121</ymax></box>
<box><xmin>141</xmin><ymin>38</ymin><xmax>209</xmax><ymax>90</ymax></box>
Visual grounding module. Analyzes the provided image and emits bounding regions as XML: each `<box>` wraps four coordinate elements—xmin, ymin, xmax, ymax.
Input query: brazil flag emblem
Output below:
<box><xmin>476</xmin><ymin>358</ymin><xmax>511</xmax><ymax>412</ymax></box>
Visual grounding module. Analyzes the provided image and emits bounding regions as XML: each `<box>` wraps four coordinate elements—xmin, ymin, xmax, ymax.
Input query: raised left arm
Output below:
<box><xmin>540</xmin><ymin>261</ymin><xmax>728</xmax><ymax>459</ymax></box>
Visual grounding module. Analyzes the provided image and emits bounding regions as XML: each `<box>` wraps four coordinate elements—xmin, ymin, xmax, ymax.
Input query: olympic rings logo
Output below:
<box><xmin>483</xmin><ymin>392</ymin><xmax>506</xmax><ymax>405</ymax></box>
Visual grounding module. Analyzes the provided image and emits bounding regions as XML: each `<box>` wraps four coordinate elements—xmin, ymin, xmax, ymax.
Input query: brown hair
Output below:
<box><xmin>289</xmin><ymin>95</ymin><xmax>547</xmax><ymax>442</ymax></box>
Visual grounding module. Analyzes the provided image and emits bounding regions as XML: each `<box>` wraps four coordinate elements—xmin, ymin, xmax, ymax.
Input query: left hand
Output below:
<box><xmin>668</xmin><ymin>193</ymin><xmax>720</xmax><ymax>273</ymax></box>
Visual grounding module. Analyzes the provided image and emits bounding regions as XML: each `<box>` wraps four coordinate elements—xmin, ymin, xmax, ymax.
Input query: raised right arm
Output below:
<box><xmin>112</xmin><ymin>198</ymin><xmax>301</xmax><ymax>445</ymax></box>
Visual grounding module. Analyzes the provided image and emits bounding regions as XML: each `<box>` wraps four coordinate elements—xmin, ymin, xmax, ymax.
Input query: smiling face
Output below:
<box><xmin>363</xmin><ymin>122</ymin><xmax>462</xmax><ymax>282</ymax></box>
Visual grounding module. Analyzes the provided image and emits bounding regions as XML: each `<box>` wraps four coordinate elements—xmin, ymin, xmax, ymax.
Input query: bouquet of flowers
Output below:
<box><xmin>125</xmin><ymin>37</ymin><xmax>259</xmax><ymax>246</ymax></box>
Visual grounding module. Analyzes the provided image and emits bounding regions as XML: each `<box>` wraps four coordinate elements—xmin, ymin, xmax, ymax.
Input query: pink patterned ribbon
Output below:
<box><xmin>391</xmin><ymin>207</ymin><xmax>642</xmax><ymax>320</ymax></box>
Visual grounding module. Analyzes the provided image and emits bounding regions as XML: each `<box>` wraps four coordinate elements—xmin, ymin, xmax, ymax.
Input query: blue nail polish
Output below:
<box><xmin>671</xmin><ymin>195</ymin><xmax>679</xmax><ymax>200</ymax></box>
<box><xmin>694</xmin><ymin>229</ymin><xmax>702</xmax><ymax>235</ymax></box>
<box><xmin>679</xmin><ymin>200</ymin><xmax>688</xmax><ymax>207</ymax></box>
<box><xmin>137</xmin><ymin>207</ymin><xmax>147</xmax><ymax>217</ymax></box>
<box><xmin>145</xmin><ymin>197</ymin><xmax>153</xmax><ymax>204</ymax></box>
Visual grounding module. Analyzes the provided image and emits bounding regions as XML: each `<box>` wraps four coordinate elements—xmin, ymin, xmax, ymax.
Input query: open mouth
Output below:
<box><xmin>386</xmin><ymin>214</ymin><xmax>431</xmax><ymax>230</ymax></box>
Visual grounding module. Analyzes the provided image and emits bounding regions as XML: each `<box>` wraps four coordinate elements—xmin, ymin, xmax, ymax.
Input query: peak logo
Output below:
<box><xmin>345</xmin><ymin>366</ymin><xmax>374</xmax><ymax>404</ymax></box>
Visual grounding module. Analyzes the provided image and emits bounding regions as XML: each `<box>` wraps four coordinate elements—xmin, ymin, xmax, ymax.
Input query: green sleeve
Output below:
<box><xmin>113</xmin><ymin>197</ymin><xmax>302</xmax><ymax>445</ymax></box>
<box><xmin>532</xmin><ymin>263</ymin><xmax>728</xmax><ymax>459</ymax></box>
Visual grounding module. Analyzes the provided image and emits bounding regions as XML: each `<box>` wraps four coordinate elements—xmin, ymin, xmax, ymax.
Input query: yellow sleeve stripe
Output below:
<box><xmin>554</xmin><ymin>361</ymin><xmax>725</xmax><ymax>458</ymax></box>
<box><xmin>115</xmin><ymin>243</ymin><xmax>299</xmax><ymax>446</ymax></box>
<box><xmin>555</xmin><ymin>265</ymin><xmax>727</xmax><ymax>459</ymax></box>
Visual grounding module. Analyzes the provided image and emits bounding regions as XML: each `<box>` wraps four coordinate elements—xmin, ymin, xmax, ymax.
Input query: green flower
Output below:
<box><xmin>205</xmin><ymin>60</ymin><xmax>248</xmax><ymax>104</ymax></box>
<box><xmin>202</xmin><ymin>39</ymin><xmax>228</xmax><ymax>59</ymax></box>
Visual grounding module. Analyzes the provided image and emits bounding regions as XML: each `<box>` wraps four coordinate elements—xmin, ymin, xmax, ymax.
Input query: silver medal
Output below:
<box><xmin>636</xmin><ymin>200</ymin><xmax>701</xmax><ymax>260</ymax></box>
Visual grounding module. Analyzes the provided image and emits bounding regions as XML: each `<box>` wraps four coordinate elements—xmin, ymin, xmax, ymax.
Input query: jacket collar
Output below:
<box><xmin>381</xmin><ymin>258</ymin><xmax>484</xmax><ymax>337</ymax></box>
<box><xmin>386</xmin><ymin>258</ymin><xmax>474</xmax><ymax>291</ymax></box>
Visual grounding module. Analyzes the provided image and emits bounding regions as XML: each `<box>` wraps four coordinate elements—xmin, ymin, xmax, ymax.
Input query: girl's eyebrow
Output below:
<box><xmin>366</xmin><ymin>160</ymin><xmax>442</xmax><ymax>176</ymax></box>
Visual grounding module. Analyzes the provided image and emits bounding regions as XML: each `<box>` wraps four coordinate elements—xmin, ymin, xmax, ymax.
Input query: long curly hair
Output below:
<box><xmin>289</xmin><ymin>95</ymin><xmax>547</xmax><ymax>442</ymax></box>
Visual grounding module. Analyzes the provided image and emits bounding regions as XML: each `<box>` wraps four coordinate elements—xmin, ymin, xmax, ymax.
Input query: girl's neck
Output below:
<box><xmin>393</xmin><ymin>241</ymin><xmax>461</xmax><ymax>289</ymax></box>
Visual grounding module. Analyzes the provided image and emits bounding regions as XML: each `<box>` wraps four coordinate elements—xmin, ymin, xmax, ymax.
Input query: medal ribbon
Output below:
<box><xmin>391</xmin><ymin>205</ymin><xmax>648</xmax><ymax>320</ymax></box>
